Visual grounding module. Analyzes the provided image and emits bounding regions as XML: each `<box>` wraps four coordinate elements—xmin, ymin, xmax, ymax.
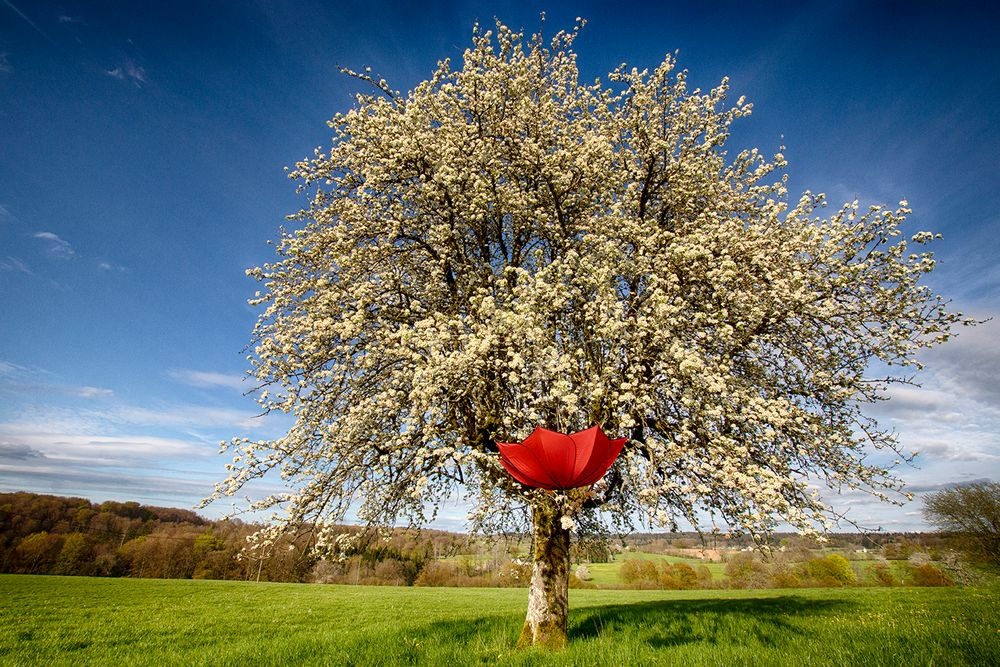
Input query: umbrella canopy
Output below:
<box><xmin>497</xmin><ymin>425</ymin><xmax>627</xmax><ymax>490</ymax></box>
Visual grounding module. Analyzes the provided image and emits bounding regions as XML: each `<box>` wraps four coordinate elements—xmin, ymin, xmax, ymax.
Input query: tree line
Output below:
<box><xmin>0</xmin><ymin>492</ymin><xmax>465</xmax><ymax>582</ymax></box>
<box><xmin>3</xmin><ymin>490</ymin><xmax>991</xmax><ymax>586</ymax></box>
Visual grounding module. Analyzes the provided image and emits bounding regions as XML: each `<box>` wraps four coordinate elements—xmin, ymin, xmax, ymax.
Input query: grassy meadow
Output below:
<box><xmin>2</xmin><ymin>574</ymin><xmax>998</xmax><ymax>666</ymax></box>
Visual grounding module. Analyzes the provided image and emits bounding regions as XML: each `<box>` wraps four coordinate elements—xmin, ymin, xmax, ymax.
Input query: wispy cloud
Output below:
<box><xmin>0</xmin><ymin>380</ymin><xmax>113</xmax><ymax>401</ymax></box>
<box><xmin>905</xmin><ymin>478</ymin><xmax>994</xmax><ymax>494</ymax></box>
<box><xmin>33</xmin><ymin>231</ymin><xmax>75</xmax><ymax>259</ymax></box>
<box><xmin>74</xmin><ymin>386</ymin><xmax>115</xmax><ymax>399</ymax></box>
<box><xmin>922</xmin><ymin>323</ymin><xmax>1000</xmax><ymax>405</ymax></box>
<box><xmin>0</xmin><ymin>256</ymin><xmax>32</xmax><ymax>274</ymax></box>
<box><xmin>860</xmin><ymin>319</ymin><xmax>1000</xmax><ymax>512</ymax></box>
<box><xmin>126</xmin><ymin>62</ymin><xmax>147</xmax><ymax>85</ymax></box>
<box><xmin>0</xmin><ymin>52</ymin><xmax>10</xmax><ymax>74</ymax></box>
<box><xmin>0</xmin><ymin>360</ymin><xmax>113</xmax><ymax>401</ymax></box>
<box><xmin>112</xmin><ymin>404</ymin><xmax>264</xmax><ymax>431</ymax></box>
<box><xmin>96</xmin><ymin>260</ymin><xmax>129</xmax><ymax>272</ymax></box>
<box><xmin>14</xmin><ymin>226</ymin><xmax>125</xmax><ymax>273</ymax></box>
<box><xmin>0</xmin><ymin>419</ymin><xmax>214</xmax><ymax>510</ymax></box>
<box><xmin>872</xmin><ymin>321</ymin><xmax>1000</xmax><ymax>416</ymax></box>
<box><xmin>0</xmin><ymin>204</ymin><xmax>14</xmax><ymax>221</ymax></box>
<box><xmin>0</xmin><ymin>442</ymin><xmax>45</xmax><ymax>460</ymax></box>
<box><xmin>106</xmin><ymin>61</ymin><xmax>147</xmax><ymax>87</ymax></box>
<box><xmin>0</xmin><ymin>362</ymin><xmax>265</xmax><ymax>433</ymax></box>
<box><xmin>909</xmin><ymin>435</ymin><xmax>1000</xmax><ymax>464</ymax></box>
<box><xmin>871</xmin><ymin>391</ymin><xmax>1000</xmax><ymax>466</ymax></box>
<box><xmin>57</xmin><ymin>15</ymin><xmax>82</xmax><ymax>24</ymax></box>
<box><xmin>168</xmin><ymin>368</ymin><xmax>246</xmax><ymax>391</ymax></box>
<box><xmin>0</xmin><ymin>361</ymin><xmax>30</xmax><ymax>376</ymax></box>
<box><xmin>0</xmin><ymin>426</ymin><xmax>203</xmax><ymax>463</ymax></box>
<box><xmin>824</xmin><ymin>319</ymin><xmax>1000</xmax><ymax>529</ymax></box>
<box><xmin>0</xmin><ymin>417</ymin><xmax>264</xmax><ymax>514</ymax></box>
<box><xmin>0</xmin><ymin>458</ymin><xmax>285</xmax><ymax>515</ymax></box>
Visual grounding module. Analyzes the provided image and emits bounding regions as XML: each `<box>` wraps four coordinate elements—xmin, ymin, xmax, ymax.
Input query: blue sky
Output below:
<box><xmin>1</xmin><ymin>0</ymin><xmax>998</xmax><ymax>532</ymax></box>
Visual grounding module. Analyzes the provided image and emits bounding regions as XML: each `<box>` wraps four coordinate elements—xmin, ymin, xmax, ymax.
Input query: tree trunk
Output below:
<box><xmin>518</xmin><ymin>499</ymin><xmax>570</xmax><ymax>649</ymax></box>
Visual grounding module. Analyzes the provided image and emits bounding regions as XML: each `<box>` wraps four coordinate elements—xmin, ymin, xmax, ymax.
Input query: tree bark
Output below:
<box><xmin>518</xmin><ymin>498</ymin><xmax>570</xmax><ymax>649</ymax></box>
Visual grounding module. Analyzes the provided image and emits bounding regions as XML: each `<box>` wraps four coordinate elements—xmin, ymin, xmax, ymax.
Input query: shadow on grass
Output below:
<box><xmin>340</xmin><ymin>594</ymin><xmax>856</xmax><ymax>662</ymax></box>
<box><xmin>571</xmin><ymin>595</ymin><xmax>854</xmax><ymax>649</ymax></box>
<box><xmin>338</xmin><ymin>611</ymin><xmax>522</xmax><ymax>664</ymax></box>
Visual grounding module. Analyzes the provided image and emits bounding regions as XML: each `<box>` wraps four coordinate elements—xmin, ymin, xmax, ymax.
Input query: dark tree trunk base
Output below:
<box><xmin>517</xmin><ymin>618</ymin><xmax>568</xmax><ymax>650</ymax></box>
<box><xmin>518</xmin><ymin>498</ymin><xmax>570</xmax><ymax>649</ymax></box>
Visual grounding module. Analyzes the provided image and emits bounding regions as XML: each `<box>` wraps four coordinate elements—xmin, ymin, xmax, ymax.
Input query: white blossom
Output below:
<box><xmin>205</xmin><ymin>20</ymin><xmax>966</xmax><ymax>548</ymax></box>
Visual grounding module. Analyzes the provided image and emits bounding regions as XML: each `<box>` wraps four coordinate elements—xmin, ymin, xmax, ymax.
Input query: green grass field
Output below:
<box><xmin>1</xmin><ymin>574</ymin><xmax>997</xmax><ymax>666</ymax></box>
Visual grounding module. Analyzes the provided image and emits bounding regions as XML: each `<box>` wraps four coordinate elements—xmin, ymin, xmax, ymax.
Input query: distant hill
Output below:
<box><xmin>0</xmin><ymin>491</ymin><xmax>467</xmax><ymax>582</ymax></box>
<box><xmin>0</xmin><ymin>491</ymin><xmax>951</xmax><ymax>587</ymax></box>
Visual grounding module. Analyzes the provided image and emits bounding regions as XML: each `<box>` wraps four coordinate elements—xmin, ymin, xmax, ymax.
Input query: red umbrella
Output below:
<box><xmin>497</xmin><ymin>425</ymin><xmax>627</xmax><ymax>490</ymax></box>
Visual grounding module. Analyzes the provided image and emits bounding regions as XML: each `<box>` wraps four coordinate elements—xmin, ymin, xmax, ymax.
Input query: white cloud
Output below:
<box><xmin>0</xmin><ymin>362</ymin><xmax>267</xmax><ymax>433</ymax></box>
<box><xmin>168</xmin><ymin>368</ymin><xmax>246</xmax><ymax>391</ymax></box>
<box><xmin>0</xmin><ymin>358</ymin><xmax>286</xmax><ymax>513</ymax></box>
<box><xmin>922</xmin><ymin>322</ymin><xmax>1000</xmax><ymax>404</ymax></box>
<box><xmin>173</xmin><ymin>405</ymin><xmax>263</xmax><ymax>430</ymax></box>
<box><xmin>96</xmin><ymin>260</ymin><xmax>129</xmax><ymax>272</ymax></box>
<box><xmin>0</xmin><ymin>52</ymin><xmax>10</xmax><ymax>74</ymax></box>
<box><xmin>106</xmin><ymin>61</ymin><xmax>147</xmax><ymax>87</ymax></box>
<box><xmin>74</xmin><ymin>386</ymin><xmax>115</xmax><ymax>399</ymax></box>
<box><xmin>905</xmin><ymin>477</ymin><xmax>993</xmax><ymax>494</ymax></box>
<box><xmin>0</xmin><ymin>462</ymin><xmax>219</xmax><ymax>508</ymax></box>
<box><xmin>856</xmin><ymin>321</ymin><xmax>1000</xmax><ymax>530</ymax></box>
<box><xmin>868</xmin><ymin>384</ymin><xmax>971</xmax><ymax>423</ymax></box>
<box><xmin>863</xmin><ymin>319</ymin><xmax>1000</xmax><ymax>477</ymax></box>
<box><xmin>0</xmin><ymin>460</ymin><xmax>290</xmax><ymax>519</ymax></box>
<box><xmin>33</xmin><ymin>231</ymin><xmax>75</xmax><ymax>259</ymax></box>
<box><xmin>0</xmin><ymin>418</ymin><xmax>290</xmax><ymax>517</ymax></box>
<box><xmin>909</xmin><ymin>434</ymin><xmax>1000</xmax><ymax>463</ymax></box>
<box><xmin>0</xmin><ymin>361</ymin><xmax>27</xmax><ymax>376</ymax></box>
<box><xmin>125</xmin><ymin>62</ymin><xmax>147</xmax><ymax>84</ymax></box>
<box><xmin>0</xmin><ymin>256</ymin><xmax>32</xmax><ymax>274</ymax></box>
<box><xmin>0</xmin><ymin>442</ymin><xmax>45</xmax><ymax>460</ymax></box>
<box><xmin>2</xmin><ymin>402</ymin><xmax>271</xmax><ymax>436</ymax></box>
<box><xmin>805</xmin><ymin>321</ymin><xmax>1000</xmax><ymax>530</ymax></box>
<box><xmin>112</xmin><ymin>404</ymin><xmax>264</xmax><ymax>431</ymax></box>
<box><xmin>0</xmin><ymin>363</ymin><xmax>114</xmax><ymax>401</ymax></box>
<box><xmin>0</xmin><ymin>427</ymin><xmax>202</xmax><ymax>463</ymax></box>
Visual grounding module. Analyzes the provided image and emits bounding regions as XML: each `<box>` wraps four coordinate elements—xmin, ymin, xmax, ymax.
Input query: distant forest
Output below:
<box><xmin>0</xmin><ymin>491</ymin><xmax>468</xmax><ymax>583</ymax></box>
<box><xmin>1</xmin><ymin>491</ymin><xmax>950</xmax><ymax>586</ymax></box>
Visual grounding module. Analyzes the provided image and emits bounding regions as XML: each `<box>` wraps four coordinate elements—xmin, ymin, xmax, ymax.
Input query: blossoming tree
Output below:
<box><xmin>209</xmin><ymin>21</ymin><xmax>963</xmax><ymax>647</ymax></box>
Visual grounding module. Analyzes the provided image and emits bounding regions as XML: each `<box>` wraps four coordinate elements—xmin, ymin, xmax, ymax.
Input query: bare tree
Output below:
<box><xmin>923</xmin><ymin>481</ymin><xmax>1000</xmax><ymax>564</ymax></box>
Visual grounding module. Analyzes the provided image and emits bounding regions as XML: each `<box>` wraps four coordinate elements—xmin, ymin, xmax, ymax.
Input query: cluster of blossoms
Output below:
<box><xmin>206</xmin><ymin>20</ymin><xmax>962</xmax><ymax>547</ymax></box>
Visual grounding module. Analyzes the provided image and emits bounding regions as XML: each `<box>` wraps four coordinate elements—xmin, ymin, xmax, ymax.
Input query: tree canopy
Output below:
<box><xmin>208</xmin><ymin>20</ymin><xmax>963</xmax><ymax>550</ymax></box>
